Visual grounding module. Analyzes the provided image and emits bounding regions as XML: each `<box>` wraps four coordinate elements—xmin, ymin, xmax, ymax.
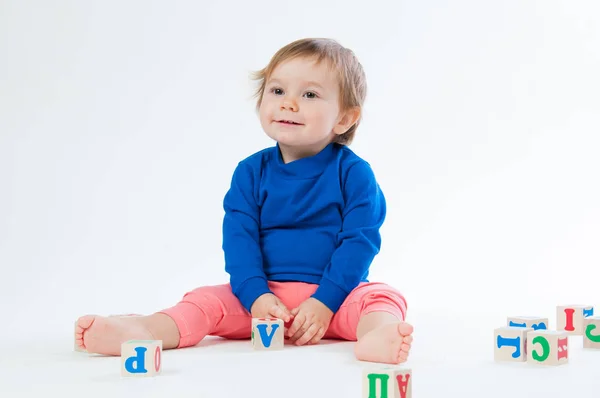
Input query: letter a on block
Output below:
<box><xmin>396</xmin><ymin>373</ymin><xmax>411</xmax><ymax>398</ymax></box>
<box><xmin>557</xmin><ymin>337</ymin><xmax>568</xmax><ymax>360</ymax></box>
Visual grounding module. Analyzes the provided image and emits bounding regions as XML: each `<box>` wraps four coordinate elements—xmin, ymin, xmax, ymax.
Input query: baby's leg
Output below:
<box><xmin>354</xmin><ymin>311</ymin><xmax>413</xmax><ymax>364</ymax></box>
<box><xmin>75</xmin><ymin>284</ymin><xmax>252</xmax><ymax>356</ymax></box>
<box><xmin>325</xmin><ymin>282</ymin><xmax>412</xmax><ymax>364</ymax></box>
<box><xmin>75</xmin><ymin>313</ymin><xmax>178</xmax><ymax>356</ymax></box>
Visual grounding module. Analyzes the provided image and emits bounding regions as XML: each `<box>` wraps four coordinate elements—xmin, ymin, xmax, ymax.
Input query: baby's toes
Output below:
<box><xmin>398</xmin><ymin>350</ymin><xmax>409</xmax><ymax>362</ymax></box>
<box><xmin>398</xmin><ymin>322</ymin><xmax>413</xmax><ymax>336</ymax></box>
<box><xmin>403</xmin><ymin>335</ymin><xmax>413</xmax><ymax>345</ymax></box>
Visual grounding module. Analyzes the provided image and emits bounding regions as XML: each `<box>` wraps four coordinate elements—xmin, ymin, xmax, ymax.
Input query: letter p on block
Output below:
<box><xmin>121</xmin><ymin>340</ymin><xmax>162</xmax><ymax>377</ymax></box>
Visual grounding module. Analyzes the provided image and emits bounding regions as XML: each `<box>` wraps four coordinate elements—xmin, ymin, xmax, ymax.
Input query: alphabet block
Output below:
<box><xmin>526</xmin><ymin>330</ymin><xmax>568</xmax><ymax>366</ymax></box>
<box><xmin>556</xmin><ymin>304</ymin><xmax>594</xmax><ymax>335</ymax></box>
<box><xmin>494</xmin><ymin>326</ymin><xmax>532</xmax><ymax>362</ymax></box>
<box><xmin>121</xmin><ymin>340</ymin><xmax>162</xmax><ymax>377</ymax></box>
<box><xmin>251</xmin><ymin>318</ymin><xmax>284</xmax><ymax>350</ymax></box>
<box><xmin>362</xmin><ymin>367</ymin><xmax>412</xmax><ymax>398</ymax></box>
<box><xmin>506</xmin><ymin>316</ymin><xmax>548</xmax><ymax>330</ymax></box>
<box><xmin>583</xmin><ymin>316</ymin><xmax>600</xmax><ymax>349</ymax></box>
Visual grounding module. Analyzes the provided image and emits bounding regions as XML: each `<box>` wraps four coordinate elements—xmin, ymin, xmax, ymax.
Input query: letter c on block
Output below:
<box><xmin>531</xmin><ymin>336</ymin><xmax>550</xmax><ymax>362</ymax></box>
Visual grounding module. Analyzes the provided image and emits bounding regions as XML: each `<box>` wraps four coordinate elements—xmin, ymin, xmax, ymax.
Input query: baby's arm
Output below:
<box><xmin>288</xmin><ymin>160</ymin><xmax>386</xmax><ymax>344</ymax></box>
<box><xmin>311</xmin><ymin>160</ymin><xmax>386</xmax><ymax>313</ymax></box>
<box><xmin>222</xmin><ymin>162</ymin><xmax>271</xmax><ymax>312</ymax></box>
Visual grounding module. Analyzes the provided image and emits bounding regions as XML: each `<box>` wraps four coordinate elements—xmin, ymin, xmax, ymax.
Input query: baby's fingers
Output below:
<box><xmin>295</xmin><ymin>323</ymin><xmax>320</xmax><ymax>346</ymax></box>
<box><xmin>307</xmin><ymin>326</ymin><xmax>325</xmax><ymax>345</ymax></box>
<box><xmin>269</xmin><ymin>304</ymin><xmax>291</xmax><ymax>323</ymax></box>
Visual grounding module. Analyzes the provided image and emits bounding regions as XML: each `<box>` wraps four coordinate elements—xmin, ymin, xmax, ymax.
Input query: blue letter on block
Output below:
<box><xmin>584</xmin><ymin>308</ymin><xmax>594</xmax><ymax>317</ymax></box>
<box><xmin>509</xmin><ymin>321</ymin><xmax>526</xmax><ymax>328</ymax></box>
<box><xmin>497</xmin><ymin>335</ymin><xmax>521</xmax><ymax>358</ymax></box>
<box><xmin>532</xmin><ymin>322</ymin><xmax>547</xmax><ymax>330</ymax></box>
<box><xmin>125</xmin><ymin>347</ymin><xmax>148</xmax><ymax>374</ymax></box>
<box><xmin>256</xmin><ymin>324</ymin><xmax>280</xmax><ymax>348</ymax></box>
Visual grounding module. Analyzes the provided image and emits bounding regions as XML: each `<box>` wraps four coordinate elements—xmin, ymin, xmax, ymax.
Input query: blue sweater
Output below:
<box><xmin>222</xmin><ymin>142</ymin><xmax>386</xmax><ymax>313</ymax></box>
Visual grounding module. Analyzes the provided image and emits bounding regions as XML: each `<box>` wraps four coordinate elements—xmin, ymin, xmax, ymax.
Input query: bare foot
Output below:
<box><xmin>75</xmin><ymin>315</ymin><xmax>153</xmax><ymax>356</ymax></box>
<box><xmin>354</xmin><ymin>322</ymin><xmax>413</xmax><ymax>364</ymax></box>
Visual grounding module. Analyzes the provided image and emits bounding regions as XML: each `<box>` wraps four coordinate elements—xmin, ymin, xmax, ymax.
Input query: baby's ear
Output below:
<box><xmin>333</xmin><ymin>107</ymin><xmax>361</xmax><ymax>135</ymax></box>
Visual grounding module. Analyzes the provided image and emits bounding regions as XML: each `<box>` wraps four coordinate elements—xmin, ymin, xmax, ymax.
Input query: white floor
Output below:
<box><xmin>1</xmin><ymin>308</ymin><xmax>598</xmax><ymax>398</ymax></box>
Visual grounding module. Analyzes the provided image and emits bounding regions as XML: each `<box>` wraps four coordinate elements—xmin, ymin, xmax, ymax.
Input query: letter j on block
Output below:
<box><xmin>121</xmin><ymin>340</ymin><xmax>162</xmax><ymax>377</ymax></box>
<box><xmin>362</xmin><ymin>367</ymin><xmax>412</xmax><ymax>398</ymax></box>
<box><xmin>494</xmin><ymin>326</ymin><xmax>532</xmax><ymax>362</ymax></box>
<box><xmin>251</xmin><ymin>318</ymin><xmax>284</xmax><ymax>351</ymax></box>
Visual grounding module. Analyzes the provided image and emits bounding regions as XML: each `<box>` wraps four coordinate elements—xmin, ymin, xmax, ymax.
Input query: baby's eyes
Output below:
<box><xmin>269</xmin><ymin>87</ymin><xmax>318</xmax><ymax>99</ymax></box>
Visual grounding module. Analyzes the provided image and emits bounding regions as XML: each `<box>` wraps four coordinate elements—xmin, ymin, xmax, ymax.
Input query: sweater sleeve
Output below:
<box><xmin>311</xmin><ymin>161</ymin><xmax>386</xmax><ymax>313</ymax></box>
<box><xmin>222</xmin><ymin>162</ymin><xmax>272</xmax><ymax>312</ymax></box>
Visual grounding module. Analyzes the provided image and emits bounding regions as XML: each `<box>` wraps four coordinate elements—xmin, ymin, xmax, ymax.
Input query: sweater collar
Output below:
<box><xmin>274</xmin><ymin>142</ymin><xmax>337</xmax><ymax>178</ymax></box>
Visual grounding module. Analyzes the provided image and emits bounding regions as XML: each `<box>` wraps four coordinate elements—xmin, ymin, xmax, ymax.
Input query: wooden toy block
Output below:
<box><xmin>362</xmin><ymin>366</ymin><xmax>412</xmax><ymax>398</ymax></box>
<box><xmin>583</xmin><ymin>316</ymin><xmax>600</xmax><ymax>349</ymax></box>
<box><xmin>556</xmin><ymin>304</ymin><xmax>594</xmax><ymax>335</ymax></box>
<box><xmin>251</xmin><ymin>318</ymin><xmax>284</xmax><ymax>350</ymax></box>
<box><xmin>121</xmin><ymin>340</ymin><xmax>162</xmax><ymax>377</ymax></box>
<box><xmin>494</xmin><ymin>326</ymin><xmax>532</xmax><ymax>362</ymax></box>
<box><xmin>526</xmin><ymin>330</ymin><xmax>568</xmax><ymax>366</ymax></box>
<box><xmin>507</xmin><ymin>316</ymin><xmax>548</xmax><ymax>330</ymax></box>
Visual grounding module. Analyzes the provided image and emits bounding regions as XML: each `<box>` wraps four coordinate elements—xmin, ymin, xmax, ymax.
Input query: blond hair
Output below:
<box><xmin>250</xmin><ymin>38</ymin><xmax>367</xmax><ymax>146</ymax></box>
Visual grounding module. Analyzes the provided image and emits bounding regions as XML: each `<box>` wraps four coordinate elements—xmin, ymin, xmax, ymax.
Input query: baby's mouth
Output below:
<box><xmin>276</xmin><ymin>119</ymin><xmax>303</xmax><ymax>125</ymax></box>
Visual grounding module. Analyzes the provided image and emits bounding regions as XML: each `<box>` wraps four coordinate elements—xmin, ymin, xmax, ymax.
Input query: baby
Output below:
<box><xmin>75</xmin><ymin>37</ymin><xmax>413</xmax><ymax>365</ymax></box>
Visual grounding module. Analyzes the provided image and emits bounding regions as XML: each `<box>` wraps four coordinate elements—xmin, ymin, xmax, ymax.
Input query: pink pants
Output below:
<box><xmin>159</xmin><ymin>281</ymin><xmax>407</xmax><ymax>348</ymax></box>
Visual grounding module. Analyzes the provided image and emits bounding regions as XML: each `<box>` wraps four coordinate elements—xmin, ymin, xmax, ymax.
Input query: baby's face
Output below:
<box><xmin>259</xmin><ymin>56</ymin><xmax>344</xmax><ymax>154</ymax></box>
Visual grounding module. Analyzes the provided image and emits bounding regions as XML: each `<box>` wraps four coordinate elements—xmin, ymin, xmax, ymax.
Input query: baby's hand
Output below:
<box><xmin>287</xmin><ymin>298</ymin><xmax>333</xmax><ymax>346</ymax></box>
<box><xmin>250</xmin><ymin>293</ymin><xmax>293</xmax><ymax>324</ymax></box>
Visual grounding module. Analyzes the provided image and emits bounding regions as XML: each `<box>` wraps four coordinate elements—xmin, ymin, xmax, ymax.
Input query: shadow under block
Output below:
<box><xmin>121</xmin><ymin>340</ymin><xmax>162</xmax><ymax>377</ymax></box>
<box><xmin>556</xmin><ymin>305</ymin><xmax>594</xmax><ymax>335</ymax></box>
<box><xmin>583</xmin><ymin>316</ymin><xmax>600</xmax><ymax>349</ymax></box>
<box><xmin>526</xmin><ymin>330</ymin><xmax>568</xmax><ymax>366</ymax></box>
<box><xmin>251</xmin><ymin>318</ymin><xmax>284</xmax><ymax>350</ymax></box>
<box><xmin>507</xmin><ymin>316</ymin><xmax>548</xmax><ymax>330</ymax></box>
<box><xmin>494</xmin><ymin>326</ymin><xmax>533</xmax><ymax>362</ymax></box>
<box><xmin>362</xmin><ymin>367</ymin><xmax>412</xmax><ymax>398</ymax></box>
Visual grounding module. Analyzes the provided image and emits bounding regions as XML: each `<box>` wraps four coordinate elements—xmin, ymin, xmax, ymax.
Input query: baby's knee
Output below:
<box><xmin>182</xmin><ymin>283</ymin><xmax>234</xmax><ymax>302</ymax></box>
<box><xmin>356</xmin><ymin>283</ymin><xmax>407</xmax><ymax>317</ymax></box>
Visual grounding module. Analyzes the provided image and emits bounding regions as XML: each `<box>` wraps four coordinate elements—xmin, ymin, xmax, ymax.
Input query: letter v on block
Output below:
<box><xmin>256</xmin><ymin>324</ymin><xmax>279</xmax><ymax>347</ymax></box>
<box><xmin>252</xmin><ymin>318</ymin><xmax>284</xmax><ymax>350</ymax></box>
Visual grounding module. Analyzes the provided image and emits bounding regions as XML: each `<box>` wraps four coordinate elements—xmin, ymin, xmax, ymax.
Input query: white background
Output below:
<box><xmin>1</xmin><ymin>0</ymin><xmax>599</xmax><ymax>397</ymax></box>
